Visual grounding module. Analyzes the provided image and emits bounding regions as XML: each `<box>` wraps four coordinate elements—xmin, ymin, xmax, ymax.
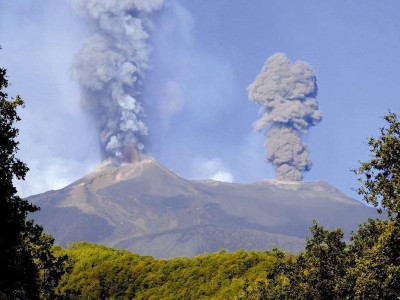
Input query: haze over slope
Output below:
<box><xmin>29</xmin><ymin>159</ymin><xmax>380</xmax><ymax>258</ymax></box>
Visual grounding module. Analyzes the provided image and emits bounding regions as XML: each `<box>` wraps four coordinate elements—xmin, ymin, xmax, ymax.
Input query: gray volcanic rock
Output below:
<box><xmin>29</xmin><ymin>159</ymin><xmax>380</xmax><ymax>257</ymax></box>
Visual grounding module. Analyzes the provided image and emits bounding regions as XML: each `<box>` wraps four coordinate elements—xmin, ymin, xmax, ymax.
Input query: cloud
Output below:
<box><xmin>210</xmin><ymin>171</ymin><xmax>234</xmax><ymax>183</ymax></box>
<box><xmin>191</xmin><ymin>157</ymin><xmax>234</xmax><ymax>182</ymax></box>
<box><xmin>15</xmin><ymin>157</ymin><xmax>98</xmax><ymax>197</ymax></box>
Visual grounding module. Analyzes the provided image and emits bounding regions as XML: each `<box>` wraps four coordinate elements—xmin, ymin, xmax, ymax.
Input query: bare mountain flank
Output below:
<box><xmin>29</xmin><ymin>159</ymin><xmax>380</xmax><ymax>257</ymax></box>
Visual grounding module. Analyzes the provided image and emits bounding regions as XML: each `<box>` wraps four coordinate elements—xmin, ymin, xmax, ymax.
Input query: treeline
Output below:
<box><xmin>54</xmin><ymin>216</ymin><xmax>399</xmax><ymax>299</ymax></box>
<box><xmin>55</xmin><ymin>242</ymin><xmax>291</xmax><ymax>299</ymax></box>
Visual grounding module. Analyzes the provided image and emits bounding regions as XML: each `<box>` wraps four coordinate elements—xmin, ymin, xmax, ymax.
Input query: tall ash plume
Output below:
<box><xmin>247</xmin><ymin>53</ymin><xmax>321</xmax><ymax>181</ymax></box>
<box><xmin>69</xmin><ymin>0</ymin><xmax>164</xmax><ymax>162</ymax></box>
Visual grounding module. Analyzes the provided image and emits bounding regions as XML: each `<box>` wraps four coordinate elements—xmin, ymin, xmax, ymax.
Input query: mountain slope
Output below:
<box><xmin>29</xmin><ymin>159</ymin><xmax>380</xmax><ymax>257</ymax></box>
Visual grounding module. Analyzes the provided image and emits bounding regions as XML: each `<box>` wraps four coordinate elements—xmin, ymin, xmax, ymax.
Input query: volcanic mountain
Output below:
<box><xmin>29</xmin><ymin>159</ymin><xmax>380</xmax><ymax>258</ymax></box>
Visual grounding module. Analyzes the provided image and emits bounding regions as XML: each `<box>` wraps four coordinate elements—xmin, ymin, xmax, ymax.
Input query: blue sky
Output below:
<box><xmin>1</xmin><ymin>1</ymin><xmax>400</xmax><ymax>200</ymax></box>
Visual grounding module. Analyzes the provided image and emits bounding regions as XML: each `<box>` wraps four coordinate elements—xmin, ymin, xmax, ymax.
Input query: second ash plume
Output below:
<box><xmin>69</xmin><ymin>0</ymin><xmax>164</xmax><ymax>162</ymax></box>
<box><xmin>248</xmin><ymin>53</ymin><xmax>322</xmax><ymax>181</ymax></box>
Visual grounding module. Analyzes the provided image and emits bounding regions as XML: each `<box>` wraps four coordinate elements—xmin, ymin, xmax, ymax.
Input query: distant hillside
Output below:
<box><xmin>29</xmin><ymin>159</ymin><xmax>380</xmax><ymax>257</ymax></box>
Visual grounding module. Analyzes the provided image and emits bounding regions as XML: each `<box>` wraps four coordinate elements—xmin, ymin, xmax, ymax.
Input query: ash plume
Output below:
<box><xmin>69</xmin><ymin>0</ymin><xmax>164</xmax><ymax>162</ymax></box>
<box><xmin>248</xmin><ymin>53</ymin><xmax>321</xmax><ymax>181</ymax></box>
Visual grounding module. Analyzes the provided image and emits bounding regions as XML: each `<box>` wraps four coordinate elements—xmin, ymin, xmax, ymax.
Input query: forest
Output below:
<box><xmin>53</xmin><ymin>215</ymin><xmax>399</xmax><ymax>299</ymax></box>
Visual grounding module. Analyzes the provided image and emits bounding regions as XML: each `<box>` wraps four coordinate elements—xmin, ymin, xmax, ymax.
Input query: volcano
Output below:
<box><xmin>29</xmin><ymin>159</ymin><xmax>380</xmax><ymax>258</ymax></box>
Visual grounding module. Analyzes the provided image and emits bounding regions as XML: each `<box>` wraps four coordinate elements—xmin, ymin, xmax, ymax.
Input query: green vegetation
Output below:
<box><xmin>56</xmin><ymin>243</ymin><xmax>291</xmax><ymax>299</ymax></box>
<box><xmin>53</xmin><ymin>218</ymin><xmax>398</xmax><ymax>299</ymax></box>
<box><xmin>353</xmin><ymin>111</ymin><xmax>400</xmax><ymax>218</ymax></box>
<box><xmin>259</xmin><ymin>219</ymin><xmax>400</xmax><ymax>299</ymax></box>
<box><xmin>0</xmin><ymin>56</ymin><xmax>67</xmax><ymax>299</ymax></box>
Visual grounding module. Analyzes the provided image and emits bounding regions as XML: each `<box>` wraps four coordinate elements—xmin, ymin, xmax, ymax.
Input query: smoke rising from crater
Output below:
<box><xmin>248</xmin><ymin>53</ymin><xmax>321</xmax><ymax>181</ymax></box>
<box><xmin>69</xmin><ymin>0</ymin><xmax>164</xmax><ymax>162</ymax></box>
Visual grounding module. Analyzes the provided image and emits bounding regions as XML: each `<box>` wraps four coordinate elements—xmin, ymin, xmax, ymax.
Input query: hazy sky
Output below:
<box><xmin>1</xmin><ymin>1</ymin><xmax>400</xmax><ymax>200</ymax></box>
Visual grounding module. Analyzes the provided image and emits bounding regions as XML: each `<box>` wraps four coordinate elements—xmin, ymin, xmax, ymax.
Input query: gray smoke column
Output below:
<box><xmin>247</xmin><ymin>53</ymin><xmax>322</xmax><ymax>181</ymax></box>
<box><xmin>69</xmin><ymin>0</ymin><xmax>164</xmax><ymax>162</ymax></box>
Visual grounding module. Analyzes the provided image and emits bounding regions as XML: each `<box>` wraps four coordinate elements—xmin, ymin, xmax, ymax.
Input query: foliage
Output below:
<box><xmin>0</xmin><ymin>56</ymin><xmax>68</xmax><ymax>299</ymax></box>
<box><xmin>346</xmin><ymin>219</ymin><xmax>400</xmax><ymax>299</ymax></box>
<box><xmin>254</xmin><ymin>222</ymin><xmax>349</xmax><ymax>300</ymax></box>
<box><xmin>353</xmin><ymin>112</ymin><xmax>400</xmax><ymax>218</ymax></box>
<box><xmin>56</xmin><ymin>242</ymin><xmax>292</xmax><ymax>299</ymax></box>
<box><xmin>290</xmin><ymin>221</ymin><xmax>348</xmax><ymax>299</ymax></box>
<box><xmin>55</xmin><ymin>221</ymin><xmax>400</xmax><ymax>300</ymax></box>
<box><xmin>349</xmin><ymin>112</ymin><xmax>400</xmax><ymax>298</ymax></box>
<box><xmin>54</xmin><ymin>221</ymin><xmax>398</xmax><ymax>299</ymax></box>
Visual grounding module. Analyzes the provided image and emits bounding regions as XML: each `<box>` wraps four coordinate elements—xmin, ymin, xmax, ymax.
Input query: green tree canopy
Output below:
<box><xmin>354</xmin><ymin>112</ymin><xmax>400</xmax><ymax>218</ymax></box>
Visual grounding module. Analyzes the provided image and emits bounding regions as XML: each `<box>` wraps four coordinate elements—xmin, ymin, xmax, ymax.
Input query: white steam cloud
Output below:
<box><xmin>192</xmin><ymin>157</ymin><xmax>234</xmax><ymax>183</ymax></box>
<box><xmin>69</xmin><ymin>0</ymin><xmax>164</xmax><ymax>162</ymax></box>
<box><xmin>248</xmin><ymin>53</ymin><xmax>321</xmax><ymax>181</ymax></box>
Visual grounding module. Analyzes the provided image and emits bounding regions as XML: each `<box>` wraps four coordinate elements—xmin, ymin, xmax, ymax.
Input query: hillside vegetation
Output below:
<box><xmin>55</xmin><ymin>215</ymin><xmax>399</xmax><ymax>299</ymax></box>
<box><xmin>54</xmin><ymin>214</ymin><xmax>399</xmax><ymax>300</ymax></box>
<box><xmin>56</xmin><ymin>242</ymin><xmax>292</xmax><ymax>299</ymax></box>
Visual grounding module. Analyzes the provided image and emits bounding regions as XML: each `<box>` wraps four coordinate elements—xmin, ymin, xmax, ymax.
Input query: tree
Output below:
<box><xmin>350</xmin><ymin>112</ymin><xmax>400</xmax><ymax>299</ymax></box>
<box><xmin>353</xmin><ymin>112</ymin><xmax>400</xmax><ymax>219</ymax></box>
<box><xmin>0</xmin><ymin>54</ymin><xmax>67</xmax><ymax>299</ymax></box>
<box><xmin>282</xmin><ymin>221</ymin><xmax>349</xmax><ymax>300</ymax></box>
<box><xmin>344</xmin><ymin>218</ymin><xmax>400</xmax><ymax>299</ymax></box>
<box><xmin>255</xmin><ymin>223</ymin><xmax>349</xmax><ymax>300</ymax></box>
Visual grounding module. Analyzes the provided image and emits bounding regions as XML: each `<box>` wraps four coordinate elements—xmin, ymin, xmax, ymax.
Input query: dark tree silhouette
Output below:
<box><xmin>0</xmin><ymin>50</ymin><xmax>67</xmax><ymax>299</ymax></box>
